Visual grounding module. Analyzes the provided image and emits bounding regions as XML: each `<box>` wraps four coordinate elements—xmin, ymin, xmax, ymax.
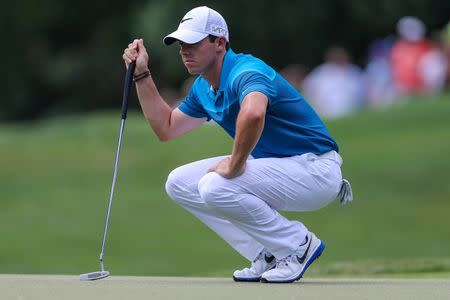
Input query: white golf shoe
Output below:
<box><xmin>261</xmin><ymin>232</ymin><xmax>325</xmax><ymax>283</ymax></box>
<box><xmin>233</xmin><ymin>249</ymin><xmax>276</xmax><ymax>282</ymax></box>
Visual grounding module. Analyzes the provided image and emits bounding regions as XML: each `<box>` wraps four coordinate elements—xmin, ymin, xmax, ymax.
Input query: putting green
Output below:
<box><xmin>2</xmin><ymin>274</ymin><xmax>449</xmax><ymax>299</ymax></box>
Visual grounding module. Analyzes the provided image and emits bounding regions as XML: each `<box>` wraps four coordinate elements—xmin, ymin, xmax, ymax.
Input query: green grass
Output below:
<box><xmin>1</xmin><ymin>93</ymin><xmax>450</xmax><ymax>277</ymax></box>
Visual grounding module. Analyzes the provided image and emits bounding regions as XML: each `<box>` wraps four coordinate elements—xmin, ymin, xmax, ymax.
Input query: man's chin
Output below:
<box><xmin>186</xmin><ymin>68</ymin><xmax>200</xmax><ymax>75</ymax></box>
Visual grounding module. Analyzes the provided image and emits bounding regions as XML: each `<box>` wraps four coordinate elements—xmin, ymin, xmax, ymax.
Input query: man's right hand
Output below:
<box><xmin>122</xmin><ymin>39</ymin><xmax>149</xmax><ymax>75</ymax></box>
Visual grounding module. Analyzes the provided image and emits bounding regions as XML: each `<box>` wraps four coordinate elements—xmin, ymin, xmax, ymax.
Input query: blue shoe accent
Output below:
<box><xmin>260</xmin><ymin>241</ymin><xmax>325</xmax><ymax>283</ymax></box>
<box><xmin>299</xmin><ymin>241</ymin><xmax>325</xmax><ymax>279</ymax></box>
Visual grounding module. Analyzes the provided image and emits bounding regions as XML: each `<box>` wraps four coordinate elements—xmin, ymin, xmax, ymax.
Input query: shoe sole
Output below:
<box><xmin>233</xmin><ymin>276</ymin><xmax>261</xmax><ymax>282</ymax></box>
<box><xmin>260</xmin><ymin>241</ymin><xmax>325</xmax><ymax>284</ymax></box>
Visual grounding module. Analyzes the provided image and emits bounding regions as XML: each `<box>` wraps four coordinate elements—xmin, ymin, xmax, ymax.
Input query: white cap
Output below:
<box><xmin>397</xmin><ymin>16</ymin><xmax>426</xmax><ymax>42</ymax></box>
<box><xmin>163</xmin><ymin>6</ymin><xmax>229</xmax><ymax>45</ymax></box>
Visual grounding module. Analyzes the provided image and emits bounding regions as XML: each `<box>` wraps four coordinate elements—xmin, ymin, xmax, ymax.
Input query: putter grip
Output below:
<box><xmin>121</xmin><ymin>62</ymin><xmax>136</xmax><ymax>119</ymax></box>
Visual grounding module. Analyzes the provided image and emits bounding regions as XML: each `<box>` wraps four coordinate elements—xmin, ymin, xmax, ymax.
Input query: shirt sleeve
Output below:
<box><xmin>178</xmin><ymin>87</ymin><xmax>211</xmax><ymax>121</ymax></box>
<box><xmin>232</xmin><ymin>70</ymin><xmax>276</xmax><ymax>105</ymax></box>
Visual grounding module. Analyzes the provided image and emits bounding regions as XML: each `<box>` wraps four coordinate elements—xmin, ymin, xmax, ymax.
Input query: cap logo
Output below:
<box><xmin>210</xmin><ymin>24</ymin><xmax>227</xmax><ymax>36</ymax></box>
<box><xmin>180</xmin><ymin>17</ymin><xmax>193</xmax><ymax>23</ymax></box>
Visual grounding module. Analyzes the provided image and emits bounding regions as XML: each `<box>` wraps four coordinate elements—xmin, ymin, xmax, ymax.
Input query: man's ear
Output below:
<box><xmin>216</xmin><ymin>37</ymin><xmax>226</xmax><ymax>51</ymax></box>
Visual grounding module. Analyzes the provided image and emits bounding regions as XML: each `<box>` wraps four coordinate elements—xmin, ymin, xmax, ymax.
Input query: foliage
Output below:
<box><xmin>2</xmin><ymin>0</ymin><xmax>449</xmax><ymax>121</ymax></box>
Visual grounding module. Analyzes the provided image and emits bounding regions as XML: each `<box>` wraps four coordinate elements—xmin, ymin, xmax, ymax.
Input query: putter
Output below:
<box><xmin>80</xmin><ymin>62</ymin><xmax>136</xmax><ymax>281</ymax></box>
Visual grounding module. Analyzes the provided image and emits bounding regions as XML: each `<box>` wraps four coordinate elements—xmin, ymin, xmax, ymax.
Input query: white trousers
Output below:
<box><xmin>165</xmin><ymin>151</ymin><xmax>343</xmax><ymax>261</ymax></box>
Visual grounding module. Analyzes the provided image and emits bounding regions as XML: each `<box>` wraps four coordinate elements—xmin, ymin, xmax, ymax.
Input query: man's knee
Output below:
<box><xmin>165</xmin><ymin>166</ymin><xmax>189</xmax><ymax>201</ymax></box>
<box><xmin>198</xmin><ymin>172</ymin><xmax>230</xmax><ymax>209</ymax></box>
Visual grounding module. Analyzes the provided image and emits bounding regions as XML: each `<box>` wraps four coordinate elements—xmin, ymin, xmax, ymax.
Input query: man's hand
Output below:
<box><xmin>208</xmin><ymin>157</ymin><xmax>246</xmax><ymax>179</ymax></box>
<box><xmin>122</xmin><ymin>39</ymin><xmax>149</xmax><ymax>75</ymax></box>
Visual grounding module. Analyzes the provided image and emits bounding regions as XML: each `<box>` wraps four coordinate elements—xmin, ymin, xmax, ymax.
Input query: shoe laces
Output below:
<box><xmin>276</xmin><ymin>254</ymin><xmax>294</xmax><ymax>268</ymax></box>
<box><xmin>274</xmin><ymin>235</ymin><xmax>311</xmax><ymax>268</ymax></box>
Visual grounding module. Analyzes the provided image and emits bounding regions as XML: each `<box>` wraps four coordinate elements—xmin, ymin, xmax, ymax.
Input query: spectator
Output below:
<box><xmin>364</xmin><ymin>36</ymin><xmax>397</xmax><ymax>107</ymax></box>
<box><xmin>391</xmin><ymin>16</ymin><xmax>447</xmax><ymax>95</ymax></box>
<box><xmin>302</xmin><ymin>47</ymin><xmax>364</xmax><ymax>119</ymax></box>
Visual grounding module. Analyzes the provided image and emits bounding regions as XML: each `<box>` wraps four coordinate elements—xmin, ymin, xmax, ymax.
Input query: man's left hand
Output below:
<box><xmin>208</xmin><ymin>157</ymin><xmax>245</xmax><ymax>179</ymax></box>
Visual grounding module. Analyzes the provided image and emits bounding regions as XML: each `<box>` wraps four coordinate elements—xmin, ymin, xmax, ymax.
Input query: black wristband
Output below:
<box><xmin>133</xmin><ymin>70</ymin><xmax>151</xmax><ymax>82</ymax></box>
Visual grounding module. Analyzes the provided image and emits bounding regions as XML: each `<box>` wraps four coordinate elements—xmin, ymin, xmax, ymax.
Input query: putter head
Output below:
<box><xmin>79</xmin><ymin>271</ymin><xmax>110</xmax><ymax>281</ymax></box>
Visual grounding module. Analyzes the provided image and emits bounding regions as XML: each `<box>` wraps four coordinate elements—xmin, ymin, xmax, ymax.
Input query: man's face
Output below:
<box><xmin>178</xmin><ymin>37</ymin><xmax>219</xmax><ymax>75</ymax></box>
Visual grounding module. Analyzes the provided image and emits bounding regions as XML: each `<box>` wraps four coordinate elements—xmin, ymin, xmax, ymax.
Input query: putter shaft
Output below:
<box><xmin>99</xmin><ymin>118</ymin><xmax>126</xmax><ymax>271</ymax></box>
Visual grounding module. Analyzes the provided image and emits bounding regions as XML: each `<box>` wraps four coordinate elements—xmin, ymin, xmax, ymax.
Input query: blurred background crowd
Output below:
<box><xmin>1</xmin><ymin>0</ymin><xmax>449</xmax><ymax>122</ymax></box>
<box><xmin>280</xmin><ymin>17</ymin><xmax>450</xmax><ymax>119</ymax></box>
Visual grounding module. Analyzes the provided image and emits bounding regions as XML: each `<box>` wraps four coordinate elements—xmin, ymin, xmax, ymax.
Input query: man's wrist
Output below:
<box><xmin>229</xmin><ymin>156</ymin><xmax>245</xmax><ymax>171</ymax></box>
<box><xmin>133</xmin><ymin>69</ymin><xmax>151</xmax><ymax>82</ymax></box>
<box><xmin>134</xmin><ymin>66</ymin><xmax>149</xmax><ymax>75</ymax></box>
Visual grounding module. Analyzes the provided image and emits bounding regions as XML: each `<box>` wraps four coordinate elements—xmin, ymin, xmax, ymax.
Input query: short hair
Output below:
<box><xmin>208</xmin><ymin>34</ymin><xmax>230</xmax><ymax>50</ymax></box>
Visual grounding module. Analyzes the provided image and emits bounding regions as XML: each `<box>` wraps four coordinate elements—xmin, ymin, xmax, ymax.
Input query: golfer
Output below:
<box><xmin>122</xmin><ymin>6</ymin><xmax>352</xmax><ymax>283</ymax></box>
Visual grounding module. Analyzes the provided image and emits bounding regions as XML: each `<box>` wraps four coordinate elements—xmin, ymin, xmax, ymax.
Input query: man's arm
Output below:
<box><xmin>135</xmin><ymin>76</ymin><xmax>206</xmax><ymax>141</ymax></box>
<box><xmin>209</xmin><ymin>91</ymin><xmax>268</xmax><ymax>178</ymax></box>
<box><xmin>123</xmin><ymin>39</ymin><xmax>206</xmax><ymax>141</ymax></box>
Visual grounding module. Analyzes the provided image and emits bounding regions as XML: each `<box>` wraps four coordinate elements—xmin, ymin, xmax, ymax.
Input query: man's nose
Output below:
<box><xmin>179</xmin><ymin>45</ymin><xmax>189</xmax><ymax>55</ymax></box>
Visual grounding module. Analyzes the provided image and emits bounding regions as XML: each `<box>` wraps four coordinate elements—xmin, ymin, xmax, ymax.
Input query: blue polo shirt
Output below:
<box><xmin>178</xmin><ymin>49</ymin><xmax>339</xmax><ymax>158</ymax></box>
